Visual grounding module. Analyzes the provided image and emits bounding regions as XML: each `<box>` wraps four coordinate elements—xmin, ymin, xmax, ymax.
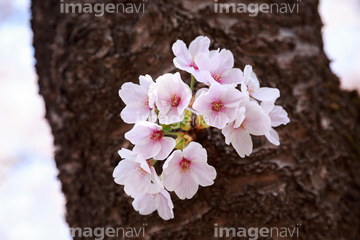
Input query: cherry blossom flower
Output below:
<box><xmin>132</xmin><ymin>185</ymin><xmax>174</xmax><ymax>220</ymax></box>
<box><xmin>149</xmin><ymin>72</ymin><xmax>192</xmax><ymax>124</ymax></box>
<box><xmin>162</xmin><ymin>142</ymin><xmax>216</xmax><ymax>199</ymax></box>
<box><xmin>222</xmin><ymin>102</ymin><xmax>271</xmax><ymax>157</ymax></box>
<box><xmin>124</xmin><ymin>121</ymin><xmax>176</xmax><ymax>160</ymax></box>
<box><xmin>114</xmin><ymin>36</ymin><xmax>291</xmax><ymax>220</ymax></box>
<box><xmin>241</xmin><ymin>65</ymin><xmax>280</xmax><ymax>102</ymax></box>
<box><xmin>113</xmin><ymin>149</ymin><xmax>162</xmax><ymax>197</ymax></box>
<box><xmin>118</xmin><ymin>74</ymin><xmax>157</xmax><ymax>124</ymax></box>
<box><xmin>195</xmin><ymin>49</ymin><xmax>243</xmax><ymax>85</ymax></box>
<box><xmin>172</xmin><ymin>36</ymin><xmax>210</xmax><ymax>80</ymax></box>
<box><xmin>261</xmin><ymin>101</ymin><xmax>290</xmax><ymax>146</ymax></box>
<box><xmin>192</xmin><ymin>84</ymin><xmax>248</xmax><ymax>129</ymax></box>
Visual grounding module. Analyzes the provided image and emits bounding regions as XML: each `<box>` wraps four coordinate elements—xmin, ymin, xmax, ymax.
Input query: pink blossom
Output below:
<box><xmin>118</xmin><ymin>74</ymin><xmax>157</xmax><ymax>123</ymax></box>
<box><xmin>172</xmin><ymin>36</ymin><xmax>210</xmax><ymax>80</ymax></box>
<box><xmin>222</xmin><ymin>102</ymin><xmax>271</xmax><ymax>157</ymax></box>
<box><xmin>162</xmin><ymin>142</ymin><xmax>216</xmax><ymax>199</ymax></box>
<box><xmin>261</xmin><ymin>101</ymin><xmax>290</xmax><ymax>146</ymax></box>
<box><xmin>124</xmin><ymin>121</ymin><xmax>176</xmax><ymax>160</ymax></box>
<box><xmin>149</xmin><ymin>72</ymin><xmax>192</xmax><ymax>124</ymax></box>
<box><xmin>132</xmin><ymin>186</ymin><xmax>174</xmax><ymax>220</ymax></box>
<box><xmin>192</xmin><ymin>84</ymin><xmax>248</xmax><ymax>129</ymax></box>
<box><xmin>241</xmin><ymin>65</ymin><xmax>280</xmax><ymax>102</ymax></box>
<box><xmin>113</xmin><ymin>149</ymin><xmax>162</xmax><ymax>197</ymax></box>
<box><xmin>195</xmin><ymin>49</ymin><xmax>243</xmax><ymax>85</ymax></box>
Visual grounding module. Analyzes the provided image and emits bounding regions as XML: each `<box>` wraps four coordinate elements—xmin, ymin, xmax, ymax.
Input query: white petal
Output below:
<box><xmin>172</xmin><ymin>40</ymin><xmax>192</xmax><ymax>63</ymax></box>
<box><xmin>163</xmin><ymin>150</ymin><xmax>183</xmax><ymax>175</ymax></box>
<box><xmin>222</xmin><ymin>105</ymin><xmax>240</xmax><ymax>124</ymax></box>
<box><xmin>158</xmin><ymin>107</ymin><xmax>184</xmax><ymax>125</ymax></box>
<box><xmin>117</xmin><ymin>148</ymin><xmax>137</xmax><ymax>160</ymax></box>
<box><xmin>221</xmin><ymin>85</ymin><xmax>247</xmax><ymax>108</ymax></box>
<box><xmin>120</xmin><ymin>102</ymin><xmax>150</xmax><ymax>124</ymax></box>
<box><xmin>124</xmin><ymin>169</ymin><xmax>152</xmax><ymax>197</ymax></box>
<box><xmin>192</xmin><ymin>94</ymin><xmax>212</xmax><ymax>115</ymax></box>
<box><xmin>209</xmin><ymin>48</ymin><xmax>220</xmax><ymax>57</ymax></box>
<box><xmin>191</xmin><ymin>69</ymin><xmax>205</xmax><ymax>83</ymax></box>
<box><xmin>163</xmin><ymin>167</ymin><xmax>182</xmax><ymax>192</ymax></box>
<box><xmin>155</xmin><ymin>96</ymin><xmax>171</xmax><ymax>115</ymax></box>
<box><xmin>232</xmin><ymin>129</ymin><xmax>253</xmax><ymax>158</ymax></box>
<box><xmin>145</xmin><ymin>180</ymin><xmax>163</xmax><ymax>194</ymax></box>
<box><xmin>119</xmin><ymin>82</ymin><xmax>147</xmax><ymax>105</ymax></box>
<box><xmin>190</xmin><ymin>162</ymin><xmax>216</xmax><ymax>187</ymax></box>
<box><xmin>270</xmin><ymin>106</ymin><xmax>290</xmax><ymax>127</ymax></box>
<box><xmin>133</xmin><ymin>141</ymin><xmax>162</xmax><ymax>159</ymax></box>
<box><xmin>153</xmin><ymin>137</ymin><xmax>176</xmax><ymax>160</ymax></box>
<box><xmin>260</xmin><ymin>101</ymin><xmax>275</xmax><ymax>114</ymax></box>
<box><xmin>150</xmin><ymin>167</ymin><xmax>164</xmax><ymax>191</ymax></box>
<box><xmin>134</xmin><ymin>154</ymin><xmax>151</xmax><ymax>174</ymax></box>
<box><xmin>194</xmin><ymin>88</ymin><xmax>209</xmax><ymax>100</ymax></box>
<box><xmin>233</xmin><ymin>106</ymin><xmax>246</xmax><ymax>129</ymax></box>
<box><xmin>124</xmin><ymin>121</ymin><xmax>161</xmax><ymax>144</ymax></box>
<box><xmin>174</xmin><ymin>173</ymin><xmax>199</xmax><ymax>200</ymax></box>
<box><xmin>194</xmin><ymin>52</ymin><xmax>212</xmax><ymax>72</ymax></box>
<box><xmin>252</xmin><ymin>87</ymin><xmax>280</xmax><ymax>102</ymax></box>
<box><xmin>243</xmin><ymin>65</ymin><xmax>253</xmax><ymax>85</ymax></box>
<box><xmin>124</xmin><ymin>125</ymin><xmax>151</xmax><ymax>144</ymax></box>
<box><xmin>173</xmin><ymin>57</ymin><xmax>197</xmax><ymax>75</ymax></box>
<box><xmin>183</xmin><ymin>142</ymin><xmax>207</xmax><ymax>163</ymax></box>
<box><xmin>156</xmin><ymin>189</ymin><xmax>174</xmax><ymax>220</ymax></box>
<box><xmin>221</xmin><ymin>124</ymin><xmax>235</xmax><ymax>145</ymax></box>
<box><xmin>249</xmin><ymin>71</ymin><xmax>260</xmax><ymax>88</ymax></box>
<box><xmin>132</xmin><ymin>194</ymin><xmax>157</xmax><ymax>215</ymax></box>
<box><xmin>112</xmin><ymin>159</ymin><xmax>135</xmax><ymax>185</ymax></box>
<box><xmin>148</xmin><ymin>82</ymin><xmax>157</xmax><ymax>109</ymax></box>
<box><xmin>212</xmin><ymin>49</ymin><xmax>234</xmax><ymax>73</ymax></box>
<box><xmin>148</xmin><ymin>108</ymin><xmax>158</xmax><ymax>122</ymax></box>
<box><xmin>222</xmin><ymin>68</ymin><xmax>243</xmax><ymax>85</ymax></box>
<box><xmin>243</xmin><ymin>102</ymin><xmax>271</xmax><ymax>136</ymax></box>
<box><xmin>187</xmin><ymin>88</ymin><xmax>209</xmax><ymax>114</ymax></box>
<box><xmin>246</xmin><ymin>71</ymin><xmax>260</xmax><ymax>92</ymax></box>
<box><xmin>177</xmin><ymin>83</ymin><xmax>192</xmax><ymax>112</ymax></box>
<box><xmin>265</xmin><ymin>128</ymin><xmax>280</xmax><ymax>146</ymax></box>
<box><xmin>188</xmin><ymin>36</ymin><xmax>210</xmax><ymax>56</ymax></box>
<box><xmin>194</xmin><ymin>70</ymin><xmax>213</xmax><ymax>85</ymax></box>
<box><xmin>205</xmin><ymin>111</ymin><xmax>229</xmax><ymax>129</ymax></box>
<box><xmin>139</xmin><ymin>74</ymin><xmax>154</xmax><ymax>91</ymax></box>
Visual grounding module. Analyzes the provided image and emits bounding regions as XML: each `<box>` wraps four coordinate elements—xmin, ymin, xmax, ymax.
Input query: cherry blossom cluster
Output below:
<box><xmin>113</xmin><ymin>36</ymin><xmax>290</xmax><ymax>220</ymax></box>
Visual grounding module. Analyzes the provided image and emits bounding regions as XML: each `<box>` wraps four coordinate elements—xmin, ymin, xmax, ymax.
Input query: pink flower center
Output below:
<box><xmin>179</xmin><ymin>157</ymin><xmax>191</xmax><ymax>173</ymax></box>
<box><xmin>150</xmin><ymin>130</ymin><xmax>163</xmax><ymax>141</ymax></box>
<box><xmin>170</xmin><ymin>94</ymin><xmax>181</xmax><ymax>107</ymax></box>
<box><xmin>211</xmin><ymin>100</ymin><xmax>224</xmax><ymax>112</ymax></box>
<box><xmin>211</xmin><ymin>73</ymin><xmax>223</xmax><ymax>83</ymax></box>
<box><xmin>189</xmin><ymin>60</ymin><xmax>199</xmax><ymax>70</ymax></box>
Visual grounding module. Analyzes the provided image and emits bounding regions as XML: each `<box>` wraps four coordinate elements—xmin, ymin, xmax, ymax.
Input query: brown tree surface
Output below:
<box><xmin>31</xmin><ymin>0</ymin><xmax>360</xmax><ymax>239</ymax></box>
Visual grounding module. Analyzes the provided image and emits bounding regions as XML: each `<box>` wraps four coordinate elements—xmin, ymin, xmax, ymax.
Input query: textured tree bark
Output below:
<box><xmin>31</xmin><ymin>0</ymin><xmax>360</xmax><ymax>239</ymax></box>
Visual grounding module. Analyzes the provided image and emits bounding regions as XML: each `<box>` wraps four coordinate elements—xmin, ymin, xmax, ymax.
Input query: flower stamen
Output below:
<box><xmin>150</xmin><ymin>130</ymin><xmax>163</xmax><ymax>141</ymax></box>
<box><xmin>211</xmin><ymin>73</ymin><xmax>222</xmax><ymax>83</ymax></box>
<box><xmin>211</xmin><ymin>100</ymin><xmax>224</xmax><ymax>112</ymax></box>
<box><xmin>144</xmin><ymin>97</ymin><xmax>150</xmax><ymax>107</ymax></box>
<box><xmin>170</xmin><ymin>94</ymin><xmax>181</xmax><ymax>107</ymax></box>
<box><xmin>179</xmin><ymin>157</ymin><xmax>191</xmax><ymax>174</ymax></box>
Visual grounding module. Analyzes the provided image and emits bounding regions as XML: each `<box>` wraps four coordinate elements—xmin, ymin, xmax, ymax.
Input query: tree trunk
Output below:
<box><xmin>31</xmin><ymin>0</ymin><xmax>360</xmax><ymax>239</ymax></box>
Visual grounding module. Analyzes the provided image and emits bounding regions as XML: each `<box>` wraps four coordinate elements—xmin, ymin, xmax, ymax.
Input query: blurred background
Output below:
<box><xmin>0</xmin><ymin>0</ymin><xmax>359</xmax><ymax>239</ymax></box>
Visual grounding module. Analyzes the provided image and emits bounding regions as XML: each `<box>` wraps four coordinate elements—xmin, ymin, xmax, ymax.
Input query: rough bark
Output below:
<box><xmin>31</xmin><ymin>0</ymin><xmax>360</xmax><ymax>239</ymax></box>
